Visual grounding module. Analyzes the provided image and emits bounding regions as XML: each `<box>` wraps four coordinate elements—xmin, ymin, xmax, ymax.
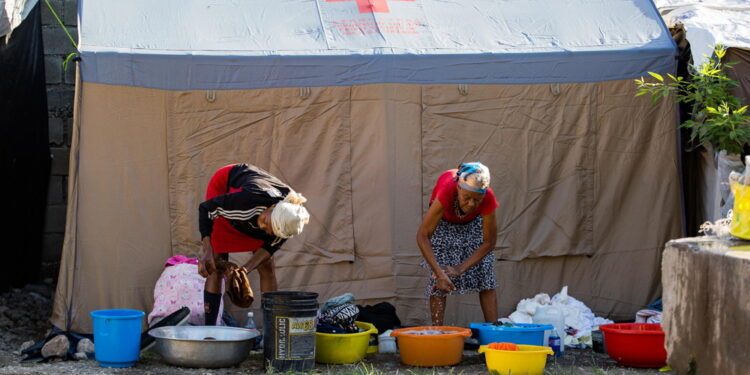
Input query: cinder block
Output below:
<box><xmin>44</xmin><ymin>205</ymin><xmax>67</xmax><ymax>233</ymax></box>
<box><xmin>46</xmin><ymin>87</ymin><xmax>74</xmax><ymax>116</ymax></box>
<box><xmin>63</xmin><ymin>117</ymin><xmax>73</xmax><ymax>146</ymax></box>
<box><xmin>47</xmin><ymin>176</ymin><xmax>64</xmax><ymax>205</ymax></box>
<box><xmin>50</xmin><ymin>147</ymin><xmax>70</xmax><ymax>176</ymax></box>
<box><xmin>42</xmin><ymin>27</ymin><xmax>77</xmax><ymax>55</ymax></box>
<box><xmin>63</xmin><ymin>60</ymin><xmax>77</xmax><ymax>84</ymax></box>
<box><xmin>41</xmin><ymin>0</ymin><xmax>63</xmax><ymax>26</ymax></box>
<box><xmin>46</xmin><ymin>89</ymin><xmax>60</xmax><ymax>112</ymax></box>
<box><xmin>49</xmin><ymin>117</ymin><xmax>64</xmax><ymax>145</ymax></box>
<box><xmin>44</xmin><ymin>55</ymin><xmax>62</xmax><ymax>84</ymax></box>
<box><xmin>63</xmin><ymin>0</ymin><xmax>78</xmax><ymax>26</ymax></box>
<box><xmin>62</xmin><ymin>176</ymin><xmax>68</xmax><ymax>202</ymax></box>
<box><xmin>42</xmin><ymin>233</ymin><xmax>65</xmax><ymax>262</ymax></box>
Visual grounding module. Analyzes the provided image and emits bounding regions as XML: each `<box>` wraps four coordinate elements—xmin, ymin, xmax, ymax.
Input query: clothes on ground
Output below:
<box><xmin>20</xmin><ymin>326</ymin><xmax>93</xmax><ymax>363</ymax></box>
<box><xmin>507</xmin><ymin>286</ymin><xmax>613</xmax><ymax>348</ymax></box>
<box><xmin>200</xmin><ymin>163</ymin><xmax>289</xmax><ymax>254</ymax></box>
<box><xmin>424</xmin><ymin>215</ymin><xmax>498</xmax><ymax>296</ymax></box>
<box><xmin>357</xmin><ymin>302</ymin><xmax>402</xmax><ymax>334</ymax></box>
<box><xmin>148</xmin><ymin>261</ymin><xmax>223</xmax><ymax>326</ymax></box>
<box><xmin>429</xmin><ymin>169</ymin><xmax>498</xmax><ymax>223</ymax></box>
<box><xmin>635</xmin><ymin>309</ymin><xmax>662</xmax><ymax>324</ymax></box>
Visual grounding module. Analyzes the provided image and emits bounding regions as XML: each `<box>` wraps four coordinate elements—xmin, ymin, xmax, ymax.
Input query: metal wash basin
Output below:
<box><xmin>148</xmin><ymin>326</ymin><xmax>259</xmax><ymax>368</ymax></box>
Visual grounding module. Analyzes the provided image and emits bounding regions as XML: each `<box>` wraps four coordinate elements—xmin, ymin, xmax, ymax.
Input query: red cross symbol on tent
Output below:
<box><xmin>326</xmin><ymin>0</ymin><xmax>415</xmax><ymax>14</ymax></box>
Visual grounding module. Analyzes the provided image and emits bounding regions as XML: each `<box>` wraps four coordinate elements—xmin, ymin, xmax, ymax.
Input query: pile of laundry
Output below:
<box><xmin>317</xmin><ymin>293</ymin><xmax>361</xmax><ymax>333</ymax></box>
<box><xmin>316</xmin><ymin>293</ymin><xmax>401</xmax><ymax>335</ymax></box>
<box><xmin>502</xmin><ymin>286</ymin><xmax>613</xmax><ymax>347</ymax></box>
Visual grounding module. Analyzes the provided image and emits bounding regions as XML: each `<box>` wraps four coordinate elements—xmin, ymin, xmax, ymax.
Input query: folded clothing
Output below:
<box><xmin>319</xmin><ymin>303</ymin><xmax>360</xmax><ymax>333</ymax></box>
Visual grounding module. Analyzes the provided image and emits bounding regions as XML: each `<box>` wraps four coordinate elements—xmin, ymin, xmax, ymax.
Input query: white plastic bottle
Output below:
<box><xmin>244</xmin><ymin>312</ymin><xmax>263</xmax><ymax>349</ymax></box>
<box><xmin>533</xmin><ymin>306</ymin><xmax>566</xmax><ymax>354</ymax></box>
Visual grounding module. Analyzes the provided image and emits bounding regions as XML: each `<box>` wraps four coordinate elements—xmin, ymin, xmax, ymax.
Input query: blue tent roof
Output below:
<box><xmin>79</xmin><ymin>0</ymin><xmax>677</xmax><ymax>90</ymax></box>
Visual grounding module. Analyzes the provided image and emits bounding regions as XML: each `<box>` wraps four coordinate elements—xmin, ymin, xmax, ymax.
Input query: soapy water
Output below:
<box><xmin>399</xmin><ymin>329</ymin><xmax>456</xmax><ymax>335</ymax></box>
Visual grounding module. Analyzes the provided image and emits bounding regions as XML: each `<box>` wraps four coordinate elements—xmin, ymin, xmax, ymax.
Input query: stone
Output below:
<box><xmin>24</xmin><ymin>284</ymin><xmax>54</xmax><ymax>299</ymax></box>
<box><xmin>0</xmin><ymin>316</ymin><xmax>12</xmax><ymax>330</ymax></box>
<box><xmin>76</xmin><ymin>338</ymin><xmax>94</xmax><ymax>353</ymax></box>
<box><xmin>19</xmin><ymin>340</ymin><xmax>35</xmax><ymax>352</ymax></box>
<box><xmin>73</xmin><ymin>352</ymin><xmax>88</xmax><ymax>360</ymax></box>
<box><xmin>41</xmin><ymin>335</ymin><xmax>69</xmax><ymax>358</ymax></box>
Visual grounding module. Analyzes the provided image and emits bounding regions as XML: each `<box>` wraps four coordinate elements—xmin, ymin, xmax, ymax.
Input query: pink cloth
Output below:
<box><xmin>148</xmin><ymin>263</ymin><xmax>224</xmax><ymax>326</ymax></box>
<box><xmin>164</xmin><ymin>255</ymin><xmax>199</xmax><ymax>267</ymax></box>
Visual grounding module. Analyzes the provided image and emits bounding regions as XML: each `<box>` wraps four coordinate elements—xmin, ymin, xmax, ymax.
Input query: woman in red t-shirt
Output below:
<box><xmin>197</xmin><ymin>164</ymin><xmax>310</xmax><ymax>325</ymax></box>
<box><xmin>417</xmin><ymin>162</ymin><xmax>499</xmax><ymax>325</ymax></box>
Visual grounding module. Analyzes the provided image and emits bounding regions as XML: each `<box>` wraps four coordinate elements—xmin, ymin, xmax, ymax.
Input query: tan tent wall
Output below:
<box><xmin>52</xmin><ymin>82</ymin><xmax>173</xmax><ymax>331</ymax></box>
<box><xmin>53</xmin><ymin>79</ymin><xmax>681</xmax><ymax>333</ymax></box>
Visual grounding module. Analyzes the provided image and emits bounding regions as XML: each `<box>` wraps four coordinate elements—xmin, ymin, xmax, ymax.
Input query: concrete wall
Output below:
<box><xmin>41</xmin><ymin>0</ymin><xmax>77</xmax><ymax>280</ymax></box>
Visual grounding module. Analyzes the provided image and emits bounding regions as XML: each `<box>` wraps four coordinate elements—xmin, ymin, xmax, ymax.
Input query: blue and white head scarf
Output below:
<box><xmin>456</xmin><ymin>162</ymin><xmax>490</xmax><ymax>193</ymax></box>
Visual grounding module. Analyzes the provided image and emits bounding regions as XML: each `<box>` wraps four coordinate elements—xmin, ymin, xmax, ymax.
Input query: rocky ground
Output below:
<box><xmin>0</xmin><ymin>282</ymin><xmax>54</xmax><ymax>354</ymax></box>
<box><xmin>0</xmin><ymin>285</ymin><xmax>672</xmax><ymax>374</ymax></box>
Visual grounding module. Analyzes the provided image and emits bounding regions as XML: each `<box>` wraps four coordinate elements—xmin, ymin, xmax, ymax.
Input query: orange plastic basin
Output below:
<box><xmin>390</xmin><ymin>326</ymin><xmax>471</xmax><ymax>367</ymax></box>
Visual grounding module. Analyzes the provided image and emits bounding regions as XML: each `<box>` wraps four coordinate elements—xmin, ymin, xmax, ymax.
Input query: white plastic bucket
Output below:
<box><xmin>533</xmin><ymin>306</ymin><xmax>566</xmax><ymax>353</ymax></box>
<box><xmin>378</xmin><ymin>330</ymin><xmax>397</xmax><ymax>353</ymax></box>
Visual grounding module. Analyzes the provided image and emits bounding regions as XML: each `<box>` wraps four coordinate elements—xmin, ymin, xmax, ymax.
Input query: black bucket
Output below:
<box><xmin>262</xmin><ymin>291</ymin><xmax>319</xmax><ymax>372</ymax></box>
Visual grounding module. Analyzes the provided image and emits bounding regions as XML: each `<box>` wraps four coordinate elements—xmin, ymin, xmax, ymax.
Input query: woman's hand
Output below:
<box><xmin>198</xmin><ymin>237</ymin><xmax>216</xmax><ymax>277</ymax></box>
<box><xmin>442</xmin><ymin>265</ymin><xmax>462</xmax><ymax>278</ymax></box>
<box><xmin>434</xmin><ymin>274</ymin><xmax>457</xmax><ymax>293</ymax></box>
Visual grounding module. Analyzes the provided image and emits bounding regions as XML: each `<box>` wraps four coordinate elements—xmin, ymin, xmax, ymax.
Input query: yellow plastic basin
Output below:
<box><xmin>315</xmin><ymin>321</ymin><xmax>378</xmax><ymax>364</ymax></box>
<box><xmin>731</xmin><ymin>182</ymin><xmax>750</xmax><ymax>239</ymax></box>
<box><xmin>478</xmin><ymin>344</ymin><xmax>553</xmax><ymax>375</ymax></box>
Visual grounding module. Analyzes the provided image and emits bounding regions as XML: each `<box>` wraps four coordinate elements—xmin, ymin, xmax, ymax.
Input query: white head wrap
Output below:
<box><xmin>457</xmin><ymin>162</ymin><xmax>490</xmax><ymax>193</ymax></box>
<box><xmin>270</xmin><ymin>192</ymin><xmax>310</xmax><ymax>239</ymax></box>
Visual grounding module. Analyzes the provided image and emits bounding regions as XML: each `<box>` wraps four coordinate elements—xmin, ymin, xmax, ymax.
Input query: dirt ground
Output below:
<box><xmin>0</xmin><ymin>285</ymin><xmax>672</xmax><ymax>375</ymax></box>
<box><xmin>0</xmin><ymin>348</ymin><xmax>673</xmax><ymax>375</ymax></box>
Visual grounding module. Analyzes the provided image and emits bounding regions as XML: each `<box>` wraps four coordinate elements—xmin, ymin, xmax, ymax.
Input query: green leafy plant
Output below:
<box><xmin>635</xmin><ymin>45</ymin><xmax>750</xmax><ymax>155</ymax></box>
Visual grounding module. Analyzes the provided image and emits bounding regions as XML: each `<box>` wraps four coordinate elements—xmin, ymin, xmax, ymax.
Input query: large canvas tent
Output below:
<box><xmin>53</xmin><ymin>0</ymin><xmax>682</xmax><ymax>333</ymax></box>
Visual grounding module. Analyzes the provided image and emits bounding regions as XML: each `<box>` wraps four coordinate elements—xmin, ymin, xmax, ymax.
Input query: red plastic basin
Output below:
<box><xmin>599</xmin><ymin>323</ymin><xmax>667</xmax><ymax>368</ymax></box>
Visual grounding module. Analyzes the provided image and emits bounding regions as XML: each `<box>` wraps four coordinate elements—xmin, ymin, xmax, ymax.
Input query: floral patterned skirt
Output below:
<box><xmin>424</xmin><ymin>215</ymin><xmax>498</xmax><ymax>296</ymax></box>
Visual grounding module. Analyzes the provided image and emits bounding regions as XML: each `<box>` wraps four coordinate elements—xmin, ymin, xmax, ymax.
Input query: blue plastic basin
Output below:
<box><xmin>90</xmin><ymin>309</ymin><xmax>144</xmax><ymax>367</ymax></box>
<box><xmin>470</xmin><ymin>322</ymin><xmax>554</xmax><ymax>346</ymax></box>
